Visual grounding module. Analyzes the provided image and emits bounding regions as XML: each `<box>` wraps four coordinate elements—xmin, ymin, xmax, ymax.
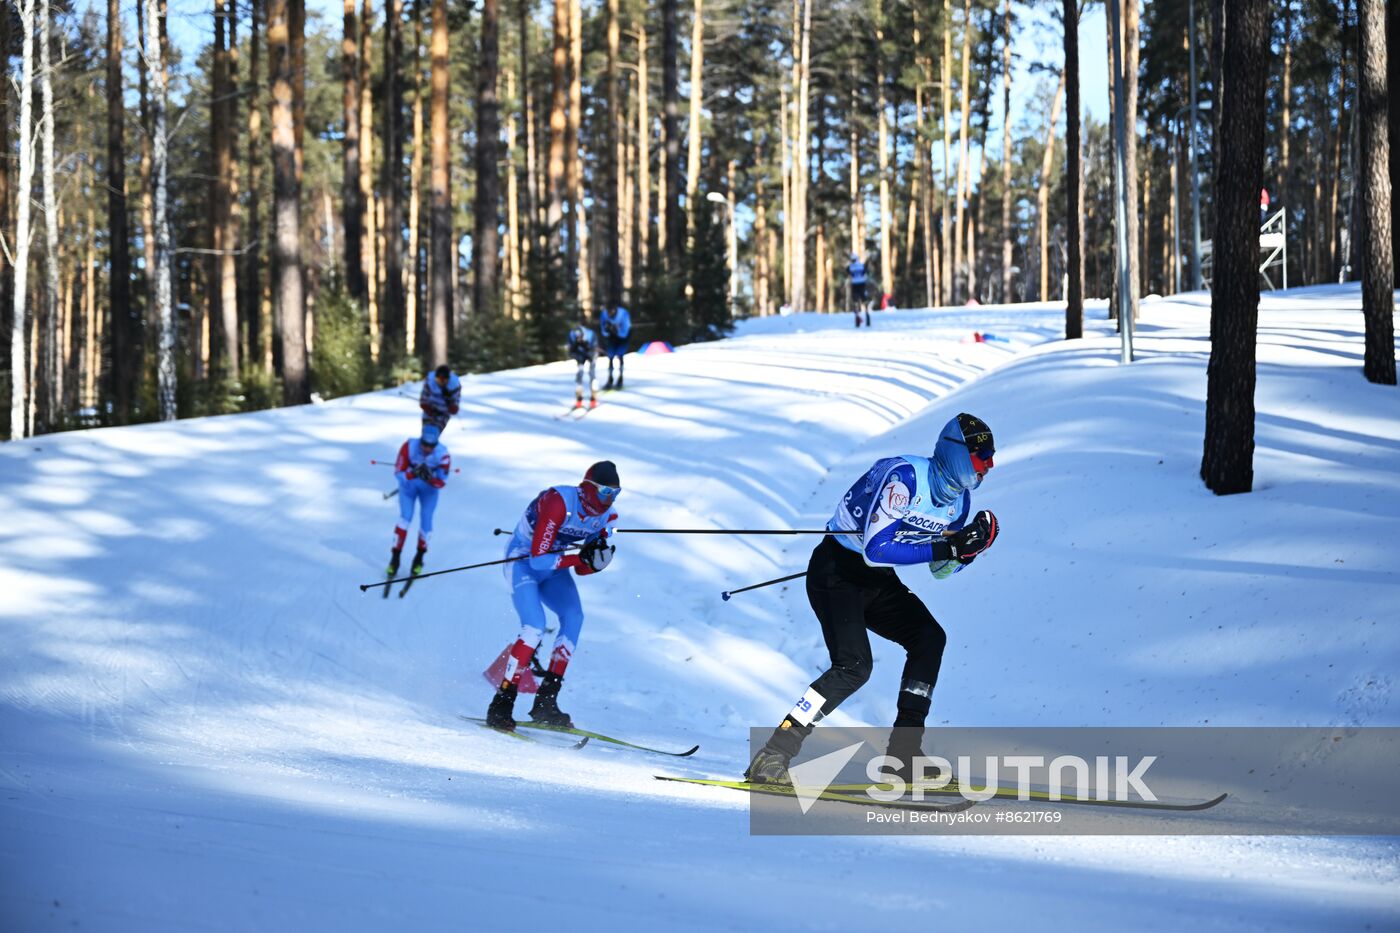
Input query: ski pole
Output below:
<box><xmin>721</xmin><ymin>571</ymin><xmax>808</xmax><ymax>601</ymax></box>
<box><xmin>358</xmin><ymin>548</ymin><xmax>577</xmax><ymax>593</ymax></box>
<box><xmin>491</xmin><ymin>527</ymin><xmax>859</xmax><ymax>536</ymax></box>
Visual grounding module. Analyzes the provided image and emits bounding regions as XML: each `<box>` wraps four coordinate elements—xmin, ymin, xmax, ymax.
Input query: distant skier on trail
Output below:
<box><xmin>744</xmin><ymin>413</ymin><xmax>1000</xmax><ymax>785</ymax></box>
<box><xmin>419</xmin><ymin>365</ymin><xmax>462</xmax><ymax>433</ymax></box>
<box><xmin>599</xmin><ymin>304</ymin><xmax>632</xmax><ymax>390</ymax></box>
<box><xmin>386</xmin><ymin>424</ymin><xmax>453</xmax><ymax>585</ymax></box>
<box><xmin>486</xmin><ymin>461</ymin><xmax>622</xmax><ymax>731</ymax></box>
<box><xmin>848</xmin><ymin>253</ymin><xmax>870</xmax><ymax>328</ymax></box>
<box><xmin>567</xmin><ymin>322</ymin><xmax>600</xmax><ymax>410</ymax></box>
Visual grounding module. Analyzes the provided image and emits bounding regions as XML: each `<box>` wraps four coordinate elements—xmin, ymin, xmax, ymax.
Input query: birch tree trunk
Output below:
<box><xmin>11</xmin><ymin>0</ymin><xmax>37</xmax><ymax>438</ymax></box>
<box><xmin>143</xmin><ymin>0</ymin><xmax>176</xmax><ymax>420</ymax></box>
<box><xmin>39</xmin><ymin>0</ymin><xmax>61</xmax><ymax>429</ymax></box>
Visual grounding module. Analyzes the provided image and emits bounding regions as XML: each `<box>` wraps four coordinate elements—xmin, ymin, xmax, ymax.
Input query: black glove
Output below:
<box><xmin>577</xmin><ymin>534</ymin><xmax>616</xmax><ymax>573</ymax></box>
<box><xmin>413</xmin><ymin>463</ymin><xmax>433</xmax><ymax>483</ymax></box>
<box><xmin>946</xmin><ymin>510</ymin><xmax>998</xmax><ymax>563</ymax></box>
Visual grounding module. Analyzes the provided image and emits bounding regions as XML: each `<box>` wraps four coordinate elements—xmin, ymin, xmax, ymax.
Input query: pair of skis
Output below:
<box><xmin>382</xmin><ymin>564</ymin><xmax>423</xmax><ymax>598</ymax></box>
<box><xmin>555</xmin><ymin>403</ymin><xmax>599</xmax><ymax>420</ymax></box>
<box><xmin>461</xmin><ymin>716</ymin><xmax>699</xmax><ymax>757</ymax></box>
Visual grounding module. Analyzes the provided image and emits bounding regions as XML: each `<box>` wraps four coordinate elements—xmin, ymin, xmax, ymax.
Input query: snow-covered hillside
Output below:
<box><xmin>2</xmin><ymin>289</ymin><xmax>1397</xmax><ymax>930</ymax></box>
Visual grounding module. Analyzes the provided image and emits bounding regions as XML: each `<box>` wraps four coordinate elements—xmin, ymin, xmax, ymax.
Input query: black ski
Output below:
<box><xmin>655</xmin><ymin>776</ymin><xmax>977</xmax><ymax>813</ymax></box>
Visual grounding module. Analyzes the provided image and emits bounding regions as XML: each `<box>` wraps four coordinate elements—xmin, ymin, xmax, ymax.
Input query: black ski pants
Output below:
<box><xmin>804</xmin><ymin>535</ymin><xmax>947</xmax><ymax>729</ymax></box>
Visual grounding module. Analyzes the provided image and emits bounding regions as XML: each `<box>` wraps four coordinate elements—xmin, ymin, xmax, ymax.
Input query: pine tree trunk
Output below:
<box><xmin>788</xmin><ymin>0</ymin><xmax>810</xmax><ymax>310</ymax></box>
<box><xmin>685</xmin><ymin>0</ymin><xmax>703</xmax><ymax>246</ymax></box>
<box><xmin>428</xmin><ymin>0</ymin><xmax>452</xmax><ymax>357</ymax></box>
<box><xmin>1201</xmin><ymin>0</ymin><xmax>1269</xmax><ymax>495</ymax></box>
<box><xmin>343</xmin><ymin>0</ymin><xmax>364</xmax><ymax>299</ymax></box>
<box><xmin>505</xmin><ymin>67</ymin><xmax>522</xmax><ymax>316</ymax></box>
<box><xmin>1124</xmin><ymin>0</ymin><xmax>1140</xmax><ymax>321</ymax></box>
<box><xmin>940</xmin><ymin>0</ymin><xmax>952</xmax><ymax>305</ymax></box>
<box><xmin>136</xmin><ymin>0</ymin><xmax>156</xmax><ymax>332</ymax></box>
<box><xmin>105</xmin><ymin>0</ymin><xmax>135</xmax><ymax>419</ymax></box>
<box><xmin>877</xmin><ymin>24</ymin><xmax>894</xmax><ymax>304</ymax></box>
<box><xmin>522</xmin><ymin>0</ymin><xmax>539</xmax><ymax>252</ymax></box>
<box><xmin>246</xmin><ymin>0</ymin><xmax>265</xmax><ymax>370</ymax></box>
<box><xmin>381</xmin><ymin>0</ymin><xmax>405</xmax><ymax>358</ymax></box>
<box><xmin>360</xmin><ymin>0</ymin><xmax>380</xmax><ymax>358</ymax></box>
<box><xmin>547</xmin><ymin>0</ymin><xmax>568</xmax><ymax>265</ymax></box>
<box><xmin>634</xmin><ymin>24</ymin><xmax>649</xmax><ymax>274</ymax></box>
<box><xmin>662</xmin><ymin>0</ymin><xmax>683</xmax><ymax>274</ymax></box>
<box><xmin>952</xmin><ymin>0</ymin><xmax>973</xmax><ymax>304</ymax></box>
<box><xmin>213</xmin><ymin>0</ymin><xmax>240</xmax><ymax>375</ymax></box>
<box><xmin>1357</xmin><ymin>0</ymin><xmax>1395</xmax><ymax>384</ymax></box>
<box><xmin>568</xmin><ymin>0</ymin><xmax>590</xmax><ymax>312</ymax></box>
<box><xmin>1064</xmin><ymin>0</ymin><xmax>1083</xmax><ymax>338</ymax></box>
<box><xmin>270</xmin><ymin>0</ymin><xmax>308</xmax><ymax>403</ymax></box>
<box><xmin>1390</xmin><ymin>0</ymin><xmax>1399</xmax><ymax>278</ymax></box>
<box><xmin>406</xmin><ymin>0</ymin><xmax>424</xmax><ymax>355</ymax></box>
<box><xmin>474</xmin><ymin>0</ymin><xmax>502</xmax><ymax>321</ymax></box>
<box><xmin>999</xmin><ymin>0</ymin><xmax>1012</xmax><ymax>303</ymax></box>
<box><xmin>1037</xmin><ymin>71</ymin><xmax>1065</xmax><ymax>302</ymax></box>
<box><xmin>0</xmin><ymin>8</ymin><xmax>9</xmax><ymax>392</ymax></box>
<box><xmin>605</xmin><ymin>0</ymin><xmax>621</xmax><ymax>307</ymax></box>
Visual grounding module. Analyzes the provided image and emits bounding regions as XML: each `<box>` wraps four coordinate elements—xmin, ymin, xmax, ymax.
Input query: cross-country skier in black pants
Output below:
<box><xmin>746</xmin><ymin>413</ymin><xmax>1000</xmax><ymax>784</ymax></box>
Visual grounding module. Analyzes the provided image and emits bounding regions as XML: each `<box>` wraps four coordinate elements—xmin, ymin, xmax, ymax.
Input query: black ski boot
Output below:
<box><xmin>604</xmin><ymin>375</ymin><xmax>615</xmax><ymax>391</ymax></box>
<box><xmin>529</xmin><ymin>672</ymin><xmax>573</xmax><ymax>728</ymax></box>
<box><xmin>744</xmin><ymin>717</ymin><xmax>810</xmax><ymax>784</ymax></box>
<box><xmin>386</xmin><ymin>548</ymin><xmax>402</xmax><ymax>577</ymax></box>
<box><xmin>883</xmin><ymin>727</ymin><xmax>940</xmax><ymax>790</ymax></box>
<box><xmin>411</xmin><ymin>546</ymin><xmax>427</xmax><ymax>576</ymax></box>
<box><xmin>486</xmin><ymin>682</ymin><xmax>519</xmax><ymax>731</ymax></box>
<box><xmin>615</xmin><ymin>373</ymin><xmax>623</xmax><ymax>390</ymax></box>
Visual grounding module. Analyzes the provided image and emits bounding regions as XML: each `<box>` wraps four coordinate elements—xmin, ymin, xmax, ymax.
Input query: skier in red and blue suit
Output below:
<box><xmin>485</xmin><ymin>461</ymin><xmax>622</xmax><ymax>731</ymax></box>
<box><xmin>387</xmin><ymin>423</ymin><xmax>452</xmax><ymax>580</ymax></box>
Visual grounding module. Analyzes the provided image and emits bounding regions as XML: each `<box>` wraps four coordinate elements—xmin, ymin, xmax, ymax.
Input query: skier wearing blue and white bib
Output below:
<box><xmin>746</xmin><ymin>413</ymin><xmax>1000</xmax><ymax>785</ymax></box>
<box><xmin>486</xmin><ymin>461</ymin><xmax>622</xmax><ymax>731</ymax></box>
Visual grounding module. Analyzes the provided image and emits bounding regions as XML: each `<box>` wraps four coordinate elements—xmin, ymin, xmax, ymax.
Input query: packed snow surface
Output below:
<box><xmin>2</xmin><ymin>287</ymin><xmax>1398</xmax><ymax>930</ymax></box>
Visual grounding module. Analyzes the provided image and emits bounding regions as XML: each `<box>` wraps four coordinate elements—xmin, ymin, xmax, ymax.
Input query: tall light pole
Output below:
<box><xmin>1188</xmin><ymin>0</ymin><xmax>1204</xmax><ymax>291</ymax></box>
<box><xmin>706</xmin><ymin>190</ymin><xmax>737</xmax><ymax>316</ymax></box>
